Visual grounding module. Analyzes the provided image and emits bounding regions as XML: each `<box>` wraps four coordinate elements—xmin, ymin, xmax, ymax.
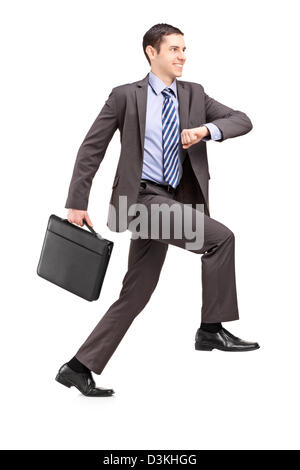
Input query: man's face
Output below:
<box><xmin>147</xmin><ymin>34</ymin><xmax>186</xmax><ymax>79</ymax></box>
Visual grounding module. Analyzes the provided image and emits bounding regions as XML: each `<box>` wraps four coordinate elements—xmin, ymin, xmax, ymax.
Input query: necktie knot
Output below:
<box><xmin>162</xmin><ymin>87</ymin><xmax>175</xmax><ymax>99</ymax></box>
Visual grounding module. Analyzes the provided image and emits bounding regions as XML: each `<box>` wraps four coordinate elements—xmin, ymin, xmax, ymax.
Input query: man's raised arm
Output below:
<box><xmin>203</xmin><ymin>87</ymin><xmax>253</xmax><ymax>142</ymax></box>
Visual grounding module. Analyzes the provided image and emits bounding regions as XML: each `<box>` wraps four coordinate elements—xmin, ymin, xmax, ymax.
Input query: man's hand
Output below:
<box><xmin>181</xmin><ymin>126</ymin><xmax>210</xmax><ymax>149</ymax></box>
<box><xmin>67</xmin><ymin>209</ymin><xmax>93</xmax><ymax>228</ymax></box>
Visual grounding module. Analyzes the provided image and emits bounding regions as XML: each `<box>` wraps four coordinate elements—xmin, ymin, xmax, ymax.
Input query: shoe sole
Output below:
<box><xmin>55</xmin><ymin>374</ymin><xmax>114</xmax><ymax>396</ymax></box>
<box><xmin>195</xmin><ymin>343</ymin><xmax>260</xmax><ymax>352</ymax></box>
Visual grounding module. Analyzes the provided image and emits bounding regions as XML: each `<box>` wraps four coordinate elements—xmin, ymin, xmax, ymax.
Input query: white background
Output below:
<box><xmin>1</xmin><ymin>0</ymin><xmax>300</xmax><ymax>450</ymax></box>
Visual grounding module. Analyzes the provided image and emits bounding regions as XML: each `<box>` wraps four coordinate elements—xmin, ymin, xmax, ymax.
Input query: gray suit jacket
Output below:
<box><xmin>65</xmin><ymin>72</ymin><xmax>253</xmax><ymax>232</ymax></box>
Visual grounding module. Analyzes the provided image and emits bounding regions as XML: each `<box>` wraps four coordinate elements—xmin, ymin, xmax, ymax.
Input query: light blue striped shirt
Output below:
<box><xmin>141</xmin><ymin>70</ymin><xmax>221</xmax><ymax>186</ymax></box>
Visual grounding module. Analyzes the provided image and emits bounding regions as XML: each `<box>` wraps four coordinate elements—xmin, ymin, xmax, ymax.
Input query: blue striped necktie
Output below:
<box><xmin>161</xmin><ymin>87</ymin><xmax>180</xmax><ymax>188</ymax></box>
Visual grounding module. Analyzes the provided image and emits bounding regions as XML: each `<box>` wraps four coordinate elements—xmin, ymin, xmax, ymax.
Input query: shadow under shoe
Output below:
<box><xmin>195</xmin><ymin>327</ymin><xmax>260</xmax><ymax>352</ymax></box>
<box><xmin>55</xmin><ymin>363</ymin><xmax>114</xmax><ymax>396</ymax></box>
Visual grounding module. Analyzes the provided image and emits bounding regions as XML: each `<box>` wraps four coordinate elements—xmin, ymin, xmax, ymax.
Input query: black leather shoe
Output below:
<box><xmin>195</xmin><ymin>327</ymin><xmax>260</xmax><ymax>352</ymax></box>
<box><xmin>55</xmin><ymin>363</ymin><xmax>115</xmax><ymax>396</ymax></box>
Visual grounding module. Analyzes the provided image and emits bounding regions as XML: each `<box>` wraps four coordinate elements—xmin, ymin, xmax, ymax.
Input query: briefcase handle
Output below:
<box><xmin>62</xmin><ymin>218</ymin><xmax>103</xmax><ymax>239</ymax></box>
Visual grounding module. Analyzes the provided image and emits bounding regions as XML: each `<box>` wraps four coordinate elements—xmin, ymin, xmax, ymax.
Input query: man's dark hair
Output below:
<box><xmin>143</xmin><ymin>23</ymin><xmax>184</xmax><ymax>65</ymax></box>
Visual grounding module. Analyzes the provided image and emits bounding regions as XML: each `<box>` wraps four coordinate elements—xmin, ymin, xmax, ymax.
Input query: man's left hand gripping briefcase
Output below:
<box><xmin>37</xmin><ymin>214</ymin><xmax>114</xmax><ymax>301</ymax></box>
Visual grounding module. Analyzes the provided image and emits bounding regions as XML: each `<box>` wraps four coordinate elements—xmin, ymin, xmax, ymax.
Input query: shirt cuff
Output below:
<box><xmin>202</xmin><ymin>123</ymin><xmax>222</xmax><ymax>141</ymax></box>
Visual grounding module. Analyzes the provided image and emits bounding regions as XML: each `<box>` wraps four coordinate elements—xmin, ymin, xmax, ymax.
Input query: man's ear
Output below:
<box><xmin>146</xmin><ymin>45</ymin><xmax>155</xmax><ymax>61</ymax></box>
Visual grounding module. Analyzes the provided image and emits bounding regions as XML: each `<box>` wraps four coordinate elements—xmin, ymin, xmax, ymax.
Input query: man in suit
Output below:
<box><xmin>55</xmin><ymin>23</ymin><xmax>260</xmax><ymax>397</ymax></box>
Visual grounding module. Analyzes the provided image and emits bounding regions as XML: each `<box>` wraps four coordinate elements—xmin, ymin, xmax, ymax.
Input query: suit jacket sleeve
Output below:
<box><xmin>202</xmin><ymin>87</ymin><xmax>253</xmax><ymax>142</ymax></box>
<box><xmin>65</xmin><ymin>88</ymin><xmax>119</xmax><ymax>210</ymax></box>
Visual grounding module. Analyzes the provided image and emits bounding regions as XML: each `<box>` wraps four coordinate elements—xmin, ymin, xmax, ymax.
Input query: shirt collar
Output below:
<box><xmin>148</xmin><ymin>70</ymin><xmax>177</xmax><ymax>98</ymax></box>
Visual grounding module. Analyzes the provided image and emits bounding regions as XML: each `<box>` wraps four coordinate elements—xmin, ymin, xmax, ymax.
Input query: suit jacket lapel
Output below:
<box><xmin>136</xmin><ymin>73</ymin><xmax>190</xmax><ymax>157</ymax></box>
<box><xmin>176</xmin><ymin>80</ymin><xmax>189</xmax><ymax>133</ymax></box>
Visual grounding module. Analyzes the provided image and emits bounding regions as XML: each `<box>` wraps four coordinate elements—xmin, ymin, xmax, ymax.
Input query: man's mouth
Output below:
<box><xmin>173</xmin><ymin>63</ymin><xmax>183</xmax><ymax>69</ymax></box>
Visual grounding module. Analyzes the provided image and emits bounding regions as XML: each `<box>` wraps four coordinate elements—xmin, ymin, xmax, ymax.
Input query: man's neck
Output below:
<box><xmin>150</xmin><ymin>69</ymin><xmax>175</xmax><ymax>87</ymax></box>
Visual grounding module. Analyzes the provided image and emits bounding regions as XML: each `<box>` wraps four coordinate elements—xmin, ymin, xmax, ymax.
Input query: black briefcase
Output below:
<box><xmin>37</xmin><ymin>214</ymin><xmax>114</xmax><ymax>301</ymax></box>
